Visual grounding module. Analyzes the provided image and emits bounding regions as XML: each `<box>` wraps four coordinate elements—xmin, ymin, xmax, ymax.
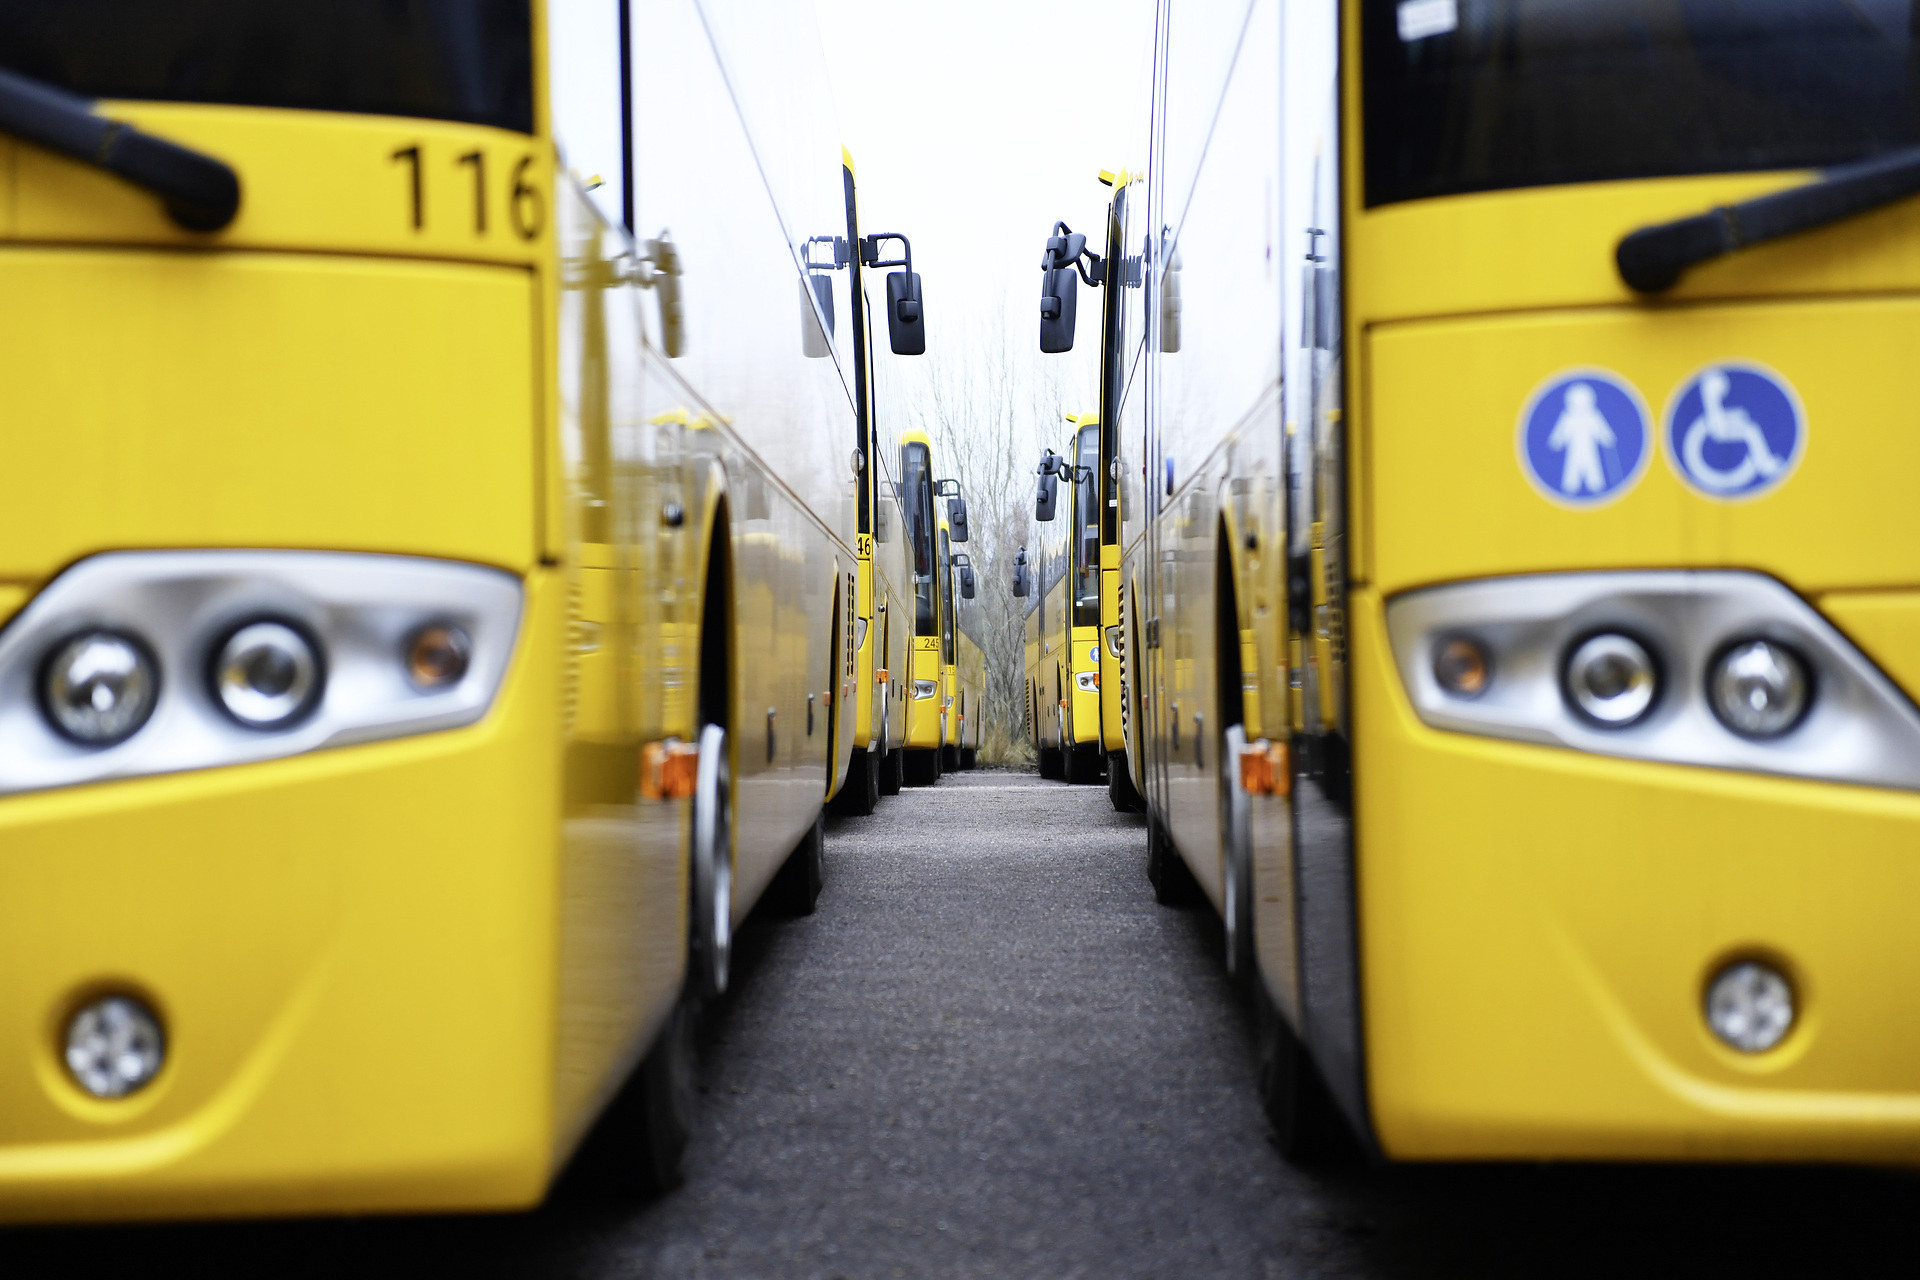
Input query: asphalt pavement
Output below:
<box><xmin>8</xmin><ymin>768</ymin><xmax>1920</xmax><ymax>1278</ymax></box>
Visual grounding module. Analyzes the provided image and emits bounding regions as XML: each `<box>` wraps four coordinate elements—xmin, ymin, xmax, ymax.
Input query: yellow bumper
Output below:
<box><xmin>1355</xmin><ymin>587</ymin><xmax>1920</xmax><ymax>1161</ymax></box>
<box><xmin>0</xmin><ymin>577</ymin><xmax>564</xmax><ymax>1221</ymax></box>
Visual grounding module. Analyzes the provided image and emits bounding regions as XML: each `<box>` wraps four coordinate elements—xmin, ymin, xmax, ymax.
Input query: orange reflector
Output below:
<box><xmin>875</xmin><ymin>668</ymin><xmax>889</xmax><ymax>683</ymax></box>
<box><xmin>1239</xmin><ymin>739</ymin><xmax>1291</xmax><ymax>796</ymax></box>
<box><xmin>641</xmin><ymin>738</ymin><xmax>699</xmax><ymax>800</ymax></box>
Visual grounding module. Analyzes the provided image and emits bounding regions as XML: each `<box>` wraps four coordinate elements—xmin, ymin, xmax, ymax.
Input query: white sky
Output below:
<box><xmin>814</xmin><ymin>0</ymin><xmax>1156</xmax><ymax>401</ymax></box>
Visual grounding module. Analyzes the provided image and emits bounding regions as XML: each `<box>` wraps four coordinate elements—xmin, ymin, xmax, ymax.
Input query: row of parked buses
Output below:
<box><xmin>0</xmin><ymin>0</ymin><xmax>979</xmax><ymax>1223</ymax></box>
<box><xmin>1036</xmin><ymin>0</ymin><xmax>1920</xmax><ymax>1166</ymax></box>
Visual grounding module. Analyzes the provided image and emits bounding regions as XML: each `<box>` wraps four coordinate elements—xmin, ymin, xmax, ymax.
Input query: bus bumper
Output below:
<box><xmin>1354</xmin><ymin>587</ymin><xmax>1920</xmax><ymax>1161</ymax></box>
<box><xmin>0</xmin><ymin>578</ymin><xmax>565</xmax><ymax>1221</ymax></box>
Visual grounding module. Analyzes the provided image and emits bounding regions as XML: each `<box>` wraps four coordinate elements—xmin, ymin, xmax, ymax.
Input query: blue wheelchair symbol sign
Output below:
<box><xmin>1665</xmin><ymin>363</ymin><xmax>1803</xmax><ymax>500</ymax></box>
<box><xmin>1517</xmin><ymin>370</ymin><xmax>1650</xmax><ymax>506</ymax></box>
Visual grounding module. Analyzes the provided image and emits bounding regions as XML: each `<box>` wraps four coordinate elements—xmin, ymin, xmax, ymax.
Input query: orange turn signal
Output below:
<box><xmin>875</xmin><ymin>668</ymin><xmax>889</xmax><ymax>683</ymax></box>
<box><xmin>1239</xmin><ymin>739</ymin><xmax>1290</xmax><ymax>796</ymax></box>
<box><xmin>641</xmin><ymin>738</ymin><xmax>700</xmax><ymax>800</ymax></box>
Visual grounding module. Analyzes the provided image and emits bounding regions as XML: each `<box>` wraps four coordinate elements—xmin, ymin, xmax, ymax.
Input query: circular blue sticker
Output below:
<box><xmin>1664</xmin><ymin>363</ymin><xmax>1804</xmax><ymax>500</ymax></box>
<box><xmin>1517</xmin><ymin>370</ymin><xmax>1651</xmax><ymax>507</ymax></box>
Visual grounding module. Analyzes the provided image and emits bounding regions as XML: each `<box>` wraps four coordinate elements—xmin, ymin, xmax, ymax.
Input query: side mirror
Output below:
<box><xmin>861</xmin><ymin>232</ymin><xmax>927</xmax><ymax>355</ymax></box>
<box><xmin>947</xmin><ymin>495</ymin><xmax>970</xmax><ymax>543</ymax></box>
<box><xmin>639</xmin><ymin>232</ymin><xmax>685</xmax><ymax>358</ymax></box>
<box><xmin>1012</xmin><ymin>548</ymin><xmax>1030</xmax><ymax>598</ymax></box>
<box><xmin>953</xmin><ymin>553</ymin><xmax>976</xmax><ymax>599</ymax></box>
<box><xmin>1040</xmin><ymin>266</ymin><xmax>1076</xmax><ymax>352</ymax></box>
<box><xmin>801</xmin><ymin>273</ymin><xmax>833</xmax><ymax>358</ymax></box>
<box><xmin>1160</xmin><ymin>245</ymin><xmax>1182</xmax><ymax>353</ymax></box>
<box><xmin>1035</xmin><ymin>471</ymin><xmax>1057</xmax><ymax>522</ymax></box>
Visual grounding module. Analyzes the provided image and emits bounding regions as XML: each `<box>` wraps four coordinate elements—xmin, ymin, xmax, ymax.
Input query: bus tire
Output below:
<box><xmin>769</xmin><ymin>810</ymin><xmax>824</xmax><ymax>915</ymax></box>
<box><xmin>1255</xmin><ymin>983</ymin><xmax>1356</xmax><ymax>1166</ymax></box>
<box><xmin>831</xmin><ymin>748</ymin><xmax>878</xmax><ymax>816</ymax></box>
<box><xmin>1221</xmin><ymin>724</ymin><xmax>1255</xmax><ymax>986</ymax></box>
<box><xmin>904</xmin><ymin>748</ymin><xmax>940</xmax><ymax>786</ymax></box>
<box><xmin>690</xmin><ymin>724</ymin><xmax>732</xmax><ymax>998</ymax></box>
<box><xmin>880</xmin><ymin>746</ymin><xmax>904</xmax><ymax>794</ymax></box>
<box><xmin>1066</xmin><ymin>741</ymin><xmax>1104</xmax><ymax>784</ymax></box>
<box><xmin>942</xmin><ymin>744</ymin><xmax>960</xmax><ymax>772</ymax></box>
<box><xmin>1037</xmin><ymin>745</ymin><xmax>1063</xmax><ymax>779</ymax></box>
<box><xmin>574</xmin><ymin>982</ymin><xmax>698</xmax><ymax>1200</ymax></box>
<box><xmin>1107</xmin><ymin>751</ymin><xmax>1145</xmax><ymax>812</ymax></box>
<box><xmin>1147</xmin><ymin>814</ymin><xmax>1200</xmax><ymax>906</ymax></box>
<box><xmin>959</xmin><ymin>747</ymin><xmax>976</xmax><ymax>770</ymax></box>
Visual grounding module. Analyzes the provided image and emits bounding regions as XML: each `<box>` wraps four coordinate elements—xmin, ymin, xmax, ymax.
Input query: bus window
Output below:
<box><xmin>1365</xmin><ymin>0</ymin><xmax>1920</xmax><ymax>205</ymax></box>
<box><xmin>0</xmin><ymin>0</ymin><xmax>533</xmax><ymax>132</ymax></box>
<box><xmin>902</xmin><ymin>441</ymin><xmax>936</xmax><ymax>635</ymax></box>
<box><xmin>1072</xmin><ymin>423</ymin><xmax>1100</xmax><ymax>627</ymax></box>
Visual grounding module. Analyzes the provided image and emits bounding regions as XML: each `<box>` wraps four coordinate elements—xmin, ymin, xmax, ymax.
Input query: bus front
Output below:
<box><xmin>899</xmin><ymin>434</ymin><xmax>944</xmax><ymax>783</ymax></box>
<box><xmin>1351</xmin><ymin>0</ymin><xmax>1920</xmax><ymax>1160</ymax></box>
<box><xmin>0</xmin><ymin>7</ymin><xmax>561</xmax><ymax>1216</ymax></box>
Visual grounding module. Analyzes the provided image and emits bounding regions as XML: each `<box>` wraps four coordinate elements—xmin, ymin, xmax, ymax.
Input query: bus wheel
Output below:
<box><xmin>831</xmin><ymin>748</ymin><xmax>878</xmax><ymax>816</ymax></box>
<box><xmin>1221</xmin><ymin>724</ymin><xmax>1255</xmax><ymax>985</ymax></box>
<box><xmin>1038</xmin><ymin>746</ymin><xmax>1063</xmax><ymax>779</ymax></box>
<box><xmin>769</xmin><ymin>809</ymin><xmax>824</xmax><ymax>915</ymax></box>
<box><xmin>1107</xmin><ymin>751</ymin><xmax>1145</xmax><ymax>812</ymax></box>
<box><xmin>690</xmin><ymin>723</ymin><xmax>732</xmax><ymax>998</ymax></box>
<box><xmin>941</xmin><ymin>744</ymin><xmax>960</xmax><ymax>772</ymax></box>
<box><xmin>959</xmin><ymin>747</ymin><xmax>976</xmax><ymax>770</ymax></box>
<box><xmin>573</xmin><ymin>978</ymin><xmax>698</xmax><ymax>1200</ymax></box>
<box><xmin>1254</xmin><ymin>983</ymin><xmax>1355</xmax><ymax>1165</ymax></box>
<box><xmin>1147</xmin><ymin>814</ymin><xmax>1200</xmax><ymax>906</ymax></box>
<box><xmin>903</xmin><ymin>748</ymin><xmax>939</xmax><ymax>786</ymax></box>
<box><xmin>880</xmin><ymin>746</ymin><xmax>904</xmax><ymax>794</ymax></box>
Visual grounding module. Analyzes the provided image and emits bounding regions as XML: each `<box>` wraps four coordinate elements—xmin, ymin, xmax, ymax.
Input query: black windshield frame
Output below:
<box><xmin>0</xmin><ymin>0</ymin><xmax>533</xmax><ymax>133</ymax></box>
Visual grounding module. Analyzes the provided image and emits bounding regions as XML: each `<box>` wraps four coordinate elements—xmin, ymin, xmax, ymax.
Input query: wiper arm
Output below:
<box><xmin>1617</xmin><ymin>147</ymin><xmax>1920</xmax><ymax>294</ymax></box>
<box><xmin>0</xmin><ymin>66</ymin><xmax>240</xmax><ymax>232</ymax></box>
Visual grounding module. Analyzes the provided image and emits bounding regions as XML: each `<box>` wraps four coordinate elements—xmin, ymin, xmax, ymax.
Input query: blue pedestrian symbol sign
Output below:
<box><xmin>1665</xmin><ymin>363</ymin><xmax>1803</xmax><ymax>500</ymax></box>
<box><xmin>1518</xmin><ymin>370</ymin><xmax>1650</xmax><ymax>506</ymax></box>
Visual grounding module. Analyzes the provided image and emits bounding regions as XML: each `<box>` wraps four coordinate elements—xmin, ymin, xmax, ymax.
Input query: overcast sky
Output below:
<box><xmin>814</xmin><ymin>0</ymin><xmax>1156</xmax><ymax>414</ymax></box>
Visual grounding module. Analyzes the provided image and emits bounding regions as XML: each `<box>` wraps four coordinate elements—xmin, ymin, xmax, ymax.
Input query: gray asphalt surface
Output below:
<box><xmin>9</xmin><ymin>768</ymin><xmax>1920</xmax><ymax>1277</ymax></box>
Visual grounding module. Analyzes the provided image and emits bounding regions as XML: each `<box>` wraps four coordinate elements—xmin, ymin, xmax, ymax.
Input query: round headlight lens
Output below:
<box><xmin>1705</xmin><ymin>960</ymin><xmax>1795</xmax><ymax>1054</ymax></box>
<box><xmin>1564</xmin><ymin>632</ymin><xmax>1658</xmax><ymax>727</ymax></box>
<box><xmin>1433</xmin><ymin>636</ymin><xmax>1490</xmax><ymax>698</ymax></box>
<box><xmin>214</xmin><ymin>621</ymin><xmax>321</xmax><ymax>728</ymax></box>
<box><xmin>65</xmin><ymin>994</ymin><xmax>165</xmax><ymax>1098</ymax></box>
<box><xmin>406</xmin><ymin>623</ymin><xmax>471</xmax><ymax>688</ymax></box>
<box><xmin>1709</xmin><ymin>638</ymin><xmax>1810</xmax><ymax>739</ymax></box>
<box><xmin>41</xmin><ymin>630</ymin><xmax>159</xmax><ymax>746</ymax></box>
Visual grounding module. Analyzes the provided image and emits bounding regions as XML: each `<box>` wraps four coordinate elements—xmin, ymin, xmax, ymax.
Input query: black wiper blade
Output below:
<box><xmin>0</xmin><ymin>66</ymin><xmax>240</xmax><ymax>232</ymax></box>
<box><xmin>1617</xmin><ymin>147</ymin><xmax>1920</xmax><ymax>294</ymax></box>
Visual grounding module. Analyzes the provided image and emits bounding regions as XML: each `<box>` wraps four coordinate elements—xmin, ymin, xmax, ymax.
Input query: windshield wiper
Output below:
<box><xmin>1617</xmin><ymin>147</ymin><xmax>1920</xmax><ymax>294</ymax></box>
<box><xmin>0</xmin><ymin>66</ymin><xmax>240</xmax><ymax>232</ymax></box>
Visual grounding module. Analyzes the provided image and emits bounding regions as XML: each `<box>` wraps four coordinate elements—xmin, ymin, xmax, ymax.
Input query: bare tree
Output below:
<box><xmin>911</xmin><ymin>303</ymin><xmax>1072</xmax><ymax>763</ymax></box>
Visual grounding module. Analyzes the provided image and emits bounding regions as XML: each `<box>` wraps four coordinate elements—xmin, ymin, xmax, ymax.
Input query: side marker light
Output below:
<box><xmin>1433</xmin><ymin>636</ymin><xmax>1489</xmax><ymax>698</ymax></box>
<box><xmin>407</xmin><ymin>624</ymin><xmax>472</xmax><ymax>689</ymax></box>
<box><xmin>1238</xmin><ymin>739</ymin><xmax>1290</xmax><ymax>796</ymax></box>
<box><xmin>641</xmin><ymin>738</ymin><xmax>700</xmax><ymax>800</ymax></box>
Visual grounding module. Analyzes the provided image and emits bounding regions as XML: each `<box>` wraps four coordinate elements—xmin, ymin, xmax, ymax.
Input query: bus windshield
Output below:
<box><xmin>1072</xmin><ymin>424</ymin><xmax>1100</xmax><ymax>626</ymax></box>
<box><xmin>902</xmin><ymin>442</ymin><xmax>937</xmax><ymax>635</ymax></box>
<box><xmin>0</xmin><ymin>0</ymin><xmax>532</xmax><ymax>132</ymax></box>
<box><xmin>1365</xmin><ymin>0</ymin><xmax>1920</xmax><ymax>206</ymax></box>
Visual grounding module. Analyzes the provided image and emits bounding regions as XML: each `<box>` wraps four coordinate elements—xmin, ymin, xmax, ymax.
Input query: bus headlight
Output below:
<box><xmin>0</xmin><ymin>551</ymin><xmax>521</xmax><ymax>796</ymax></box>
<box><xmin>1564</xmin><ymin>632</ymin><xmax>1657</xmax><ymax>727</ymax></box>
<box><xmin>1709</xmin><ymin>639</ymin><xmax>1810</xmax><ymax>739</ymax></box>
<box><xmin>1705</xmin><ymin>960</ymin><xmax>1794</xmax><ymax>1053</ymax></box>
<box><xmin>214</xmin><ymin>621</ymin><xmax>322</xmax><ymax>728</ymax></box>
<box><xmin>1432</xmin><ymin>635</ymin><xmax>1489</xmax><ymax>698</ymax></box>
<box><xmin>41</xmin><ymin>631</ymin><xmax>159</xmax><ymax>746</ymax></box>
<box><xmin>65</xmin><ymin>994</ymin><xmax>165</xmax><ymax>1098</ymax></box>
<box><xmin>1076</xmin><ymin>670</ymin><xmax>1099</xmax><ymax>691</ymax></box>
<box><xmin>912</xmin><ymin>679</ymin><xmax>936</xmax><ymax>699</ymax></box>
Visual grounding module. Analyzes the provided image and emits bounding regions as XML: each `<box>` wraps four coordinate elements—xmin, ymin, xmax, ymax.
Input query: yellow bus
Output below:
<box><xmin>951</xmin><ymin>546</ymin><xmax>985</xmax><ymax>772</ymax></box>
<box><xmin>0</xmin><ymin>0</ymin><xmax>924</xmax><ymax>1220</ymax></box>
<box><xmin>1078</xmin><ymin>0</ymin><xmax>1920</xmax><ymax>1164</ymax></box>
<box><xmin>1023</xmin><ymin>417</ymin><xmax>1107</xmax><ymax>784</ymax></box>
<box><xmin>896</xmin><ymin>428</ymin><xmax>963</xmax><ymax>786</ymax></box>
